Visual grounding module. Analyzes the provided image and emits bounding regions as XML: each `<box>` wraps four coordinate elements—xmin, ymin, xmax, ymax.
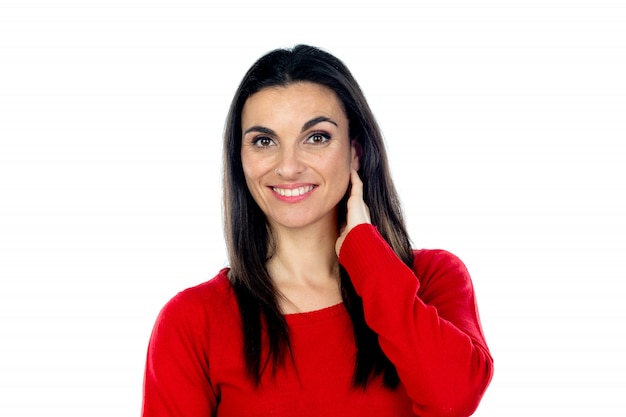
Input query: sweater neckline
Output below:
<box><xmin>284</xmin><ymin>302</ymin><xmax>346</xmax><ymax>324</ymax></box>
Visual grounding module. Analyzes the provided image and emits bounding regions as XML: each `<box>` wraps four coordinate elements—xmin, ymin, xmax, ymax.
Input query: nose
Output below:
<box><xmin>274</xmin><ymin>146</ymin><xmax>305</xmax><ymax>178</ymax></box>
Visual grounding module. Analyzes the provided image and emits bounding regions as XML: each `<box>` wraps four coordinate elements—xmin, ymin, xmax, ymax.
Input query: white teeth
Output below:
<box><xmin>272</xmin><ymin>185</ymin><xmax>314</xmax><ymax>197</ymax></box>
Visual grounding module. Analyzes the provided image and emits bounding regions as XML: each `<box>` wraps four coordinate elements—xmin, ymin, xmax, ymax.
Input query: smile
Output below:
<box><xmin>271</xmin><ymin>185</ymin><xmax>315</xmax><ymax>197</ymax></box>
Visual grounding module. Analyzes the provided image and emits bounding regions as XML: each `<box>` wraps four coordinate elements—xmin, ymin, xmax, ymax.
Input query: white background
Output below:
<box><xmin>1</xmin><ymin>0</ymin><xmax>624</xmax><ymax>416</ymax></box>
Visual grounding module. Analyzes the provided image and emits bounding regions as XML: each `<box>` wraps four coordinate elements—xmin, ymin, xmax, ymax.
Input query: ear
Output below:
<box><xmin>350</xmin><ymin>140</ymin><xmax>362</xmax><ymax>171</ymax></box>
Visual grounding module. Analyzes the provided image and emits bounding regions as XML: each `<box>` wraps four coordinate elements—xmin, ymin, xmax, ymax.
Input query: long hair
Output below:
<box><xmin>223</xmin><ymin>45</ymin><xmax>414</xmax><ymax>387</ymax></box>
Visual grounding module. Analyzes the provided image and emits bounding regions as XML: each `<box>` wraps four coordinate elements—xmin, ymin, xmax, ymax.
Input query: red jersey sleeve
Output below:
<box><xmin>338</xmin><ymin>224</ymin><xmax>493</xmax><ymax>417</ymax></box>
<box><xmin>142</xmin><ymin>290</ymin><xmax>217</xmax><ymax>417</ymax></box>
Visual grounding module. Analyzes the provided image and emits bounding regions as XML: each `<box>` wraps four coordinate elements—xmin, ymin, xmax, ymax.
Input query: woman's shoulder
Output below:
<box><xmin>412</xmin><ymin>249</ymin><xmax>468</xmax><ymax>274</ymax></box>
<box><xmin>145</xmin><ymin>269</ymin><xmax>242</xmax><ymax>389</ymax></box>
<box><xmin>175</xmin><ymin>268</ymin><xmax>233</xmax><ymax>303</ymax></box>
<box><xmin>156</xmin><ymin>268</ymin><xmax>236</xmax><ymax>327</ymax></box>
<box><xmin>411</xmin><ymin>249</ymin><xmax>474</xmax><ymax>301</ymax></box>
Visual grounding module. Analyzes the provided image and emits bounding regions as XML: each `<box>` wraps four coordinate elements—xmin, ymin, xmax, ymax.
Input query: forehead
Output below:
<box><xmin>241</xmin><ymin>82</ymin><xmax>346</xmax><ymax>125</ymax></box>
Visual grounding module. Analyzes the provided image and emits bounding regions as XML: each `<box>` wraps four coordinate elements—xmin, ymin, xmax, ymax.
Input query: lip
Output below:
<box><xmin>269</xmin><ymin>183</ymin><xmax>316</xmax><ymax>203</ymax></box>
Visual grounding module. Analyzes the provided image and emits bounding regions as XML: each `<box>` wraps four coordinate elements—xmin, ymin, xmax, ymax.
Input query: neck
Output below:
<box><xmin>269</xmin><ymin>222</ymin><xmax>339</xmax><ymax>281</ymax></box>
<box><xmin>267</xmin><ymin>221</ymin><xmax>342</xmax><ymax>313</ymax></box>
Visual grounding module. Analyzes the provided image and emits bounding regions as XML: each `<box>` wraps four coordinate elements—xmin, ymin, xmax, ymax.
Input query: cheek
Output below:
<box><xmin>240</xmin><ymin>155</ymin><xmax>261</xmax><ymax>194</ymax></box>
<box><xmin>240</xmin><ymin>158</ymin><xmax>252</xmax><ymax>181</ymax></box>
<box><xmin>240</xmin><ymin>160</ymin><xmax>252</xmax><ymax>184</ymax></box>
<box><xmin>326</xmin><ymin>155</ymin><xmax>352</xmax><ymax>190</ymax></box>
<box><xmin>241</xmin><ymin>152</ymin><xmax>262</xmax><ymax>181</ymax></box>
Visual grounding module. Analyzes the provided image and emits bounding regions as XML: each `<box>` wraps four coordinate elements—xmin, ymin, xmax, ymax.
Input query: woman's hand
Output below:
<box><xmin>336</xmin><ymin>169</ymin><xmax>371</xmax><ymax>255</ymax></box>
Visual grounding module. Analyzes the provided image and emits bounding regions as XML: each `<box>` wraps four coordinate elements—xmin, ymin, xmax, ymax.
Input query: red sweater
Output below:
<box><xmin>142</xmin><ymin>225</ymin><xmax>493</xmax><ymax>417</ymax></box>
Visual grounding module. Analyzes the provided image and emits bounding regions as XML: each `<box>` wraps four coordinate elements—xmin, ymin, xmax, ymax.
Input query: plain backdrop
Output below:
<box><xmin>1</xmin><ymin>1</ymin><xmax>624</xmax><ymax>416</ymax></box>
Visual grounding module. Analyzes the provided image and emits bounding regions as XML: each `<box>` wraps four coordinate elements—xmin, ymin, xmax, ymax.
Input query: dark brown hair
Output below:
<box><xmin>223</xmin><ymin>45</ymin><xmax>413</xmax><ymax>387</ymax></box>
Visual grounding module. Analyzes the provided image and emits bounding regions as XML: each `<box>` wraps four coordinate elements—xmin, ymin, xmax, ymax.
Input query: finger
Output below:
<box><xmin>349</xmin><ymin>168</ymin><xmax>363</xmax><ymax>198</ymax></box>
<box><xmin>346</xmin><ymin>169</ymin><xmax>371</xmax><ymax>225</ymax></box>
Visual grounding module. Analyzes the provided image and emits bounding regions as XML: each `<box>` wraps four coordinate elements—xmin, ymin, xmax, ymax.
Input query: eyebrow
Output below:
<box><xmin>243</xmin><ymin>116</ymin><xmax>338</xmax><ymax>137</ymax></box>
<box><xmin>301</xmin><ymin>116</ymin><xmax>338</xmax><ymax>132</ymax></box>
<box><xmin>243</xmin><ymin>125</ymin><xmax>275</xmax><ymax>136</ymax></box>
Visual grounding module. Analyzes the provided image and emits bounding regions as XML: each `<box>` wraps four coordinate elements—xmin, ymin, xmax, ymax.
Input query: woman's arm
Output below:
<box><xmin>337</xmin><ymin>170</ymin><xmax>493</xmax><ymax>417</ymax></box>
<box><xmin>339</xmin><ymin>225</ymin><xmax>493</xmax><ymax>417</ymax></box>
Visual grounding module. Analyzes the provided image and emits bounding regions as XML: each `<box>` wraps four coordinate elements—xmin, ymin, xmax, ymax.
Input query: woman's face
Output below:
<box><xmin>240</xmin><ymin>82</ymin><xmax>359</xmax><ymax>232</ymax></box>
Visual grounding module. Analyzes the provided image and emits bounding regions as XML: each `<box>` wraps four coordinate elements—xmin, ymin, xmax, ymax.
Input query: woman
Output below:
<box><xmin>142</xmin><ymin>45</ymin><xmax>493</xmax><ymax>417</ymax></box>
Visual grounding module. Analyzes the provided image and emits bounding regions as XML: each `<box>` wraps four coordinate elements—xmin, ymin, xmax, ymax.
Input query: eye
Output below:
<box><xmin>252</xmin><ymin>136</ymin><xmax>275</xmax><ymax>148</ymax></box>
<box><xmin>306</xmin><ymin>132</ymin><xmax>331</xmax><ymax>145</ymax></box>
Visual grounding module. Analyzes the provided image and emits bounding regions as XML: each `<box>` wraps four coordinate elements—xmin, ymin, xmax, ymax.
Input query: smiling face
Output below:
<box><xmin>240</xmin><ymin>82</ymin><xmax>359</xmax><ymax>233</ymax></box>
